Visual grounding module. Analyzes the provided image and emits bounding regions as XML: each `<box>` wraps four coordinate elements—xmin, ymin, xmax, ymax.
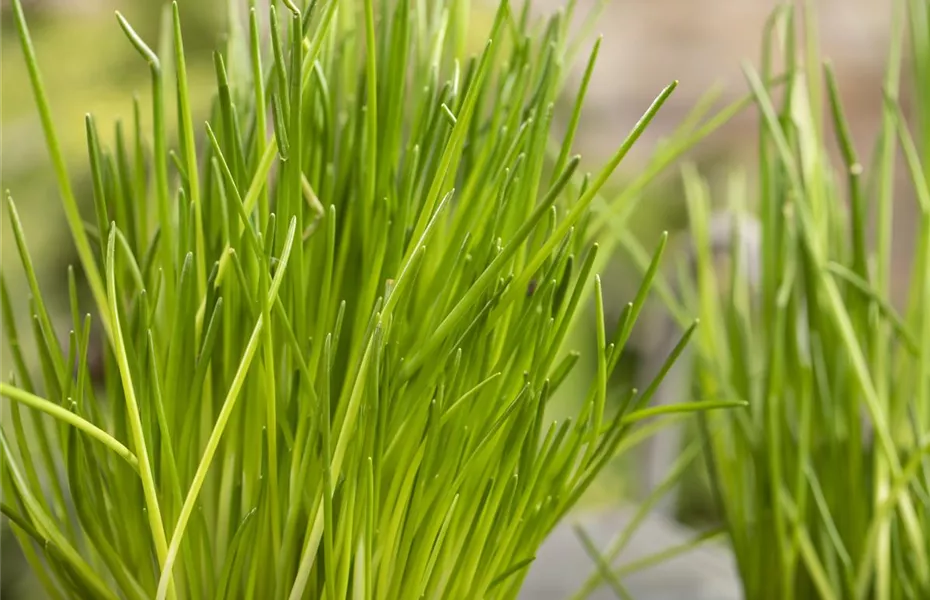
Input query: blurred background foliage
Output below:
<box><xmin>2</xmin><ymin>0</ymin><xmax>220</xmax><ymax>298</ymax></box>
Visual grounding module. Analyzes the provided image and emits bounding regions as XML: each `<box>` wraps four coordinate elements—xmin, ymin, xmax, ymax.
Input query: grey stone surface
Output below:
<box><xmin>520</xmin><ymin>507</ymin><xmax>742</xmax><ymax>600</ymax></box>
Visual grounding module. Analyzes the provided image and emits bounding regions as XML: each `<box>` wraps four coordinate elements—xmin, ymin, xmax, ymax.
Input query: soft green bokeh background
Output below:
<box><xmin>2</xmin><ymin>1</ymin><xmax>220</xmax><ymax>290</ymax></box>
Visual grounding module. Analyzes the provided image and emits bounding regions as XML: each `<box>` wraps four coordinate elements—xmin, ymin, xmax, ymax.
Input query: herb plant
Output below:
<box><xmin>0</xmin><ymin>0</ymin><xmax>734</xmax><ymax>598</ymax></box>
<box><xmin>652</xmin><ymin>1</ymin><xmax>930</xmax><ymax>599</ymax></box>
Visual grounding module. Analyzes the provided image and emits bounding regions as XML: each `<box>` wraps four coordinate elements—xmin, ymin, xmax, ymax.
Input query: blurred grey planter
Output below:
<box><xmin>520</xmin><ymin>507</ymin><xmax>742</xmax><ymax>600</ymax></box>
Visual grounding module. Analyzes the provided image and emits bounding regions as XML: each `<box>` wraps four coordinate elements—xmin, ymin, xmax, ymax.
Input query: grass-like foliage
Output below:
<box><xmin>0</xmin><ymin>0</ymin><xmax>731</xmax><ymax>597</ymax></box>
<box><xmin>667</xmin><ymin>1</ymin><xmax>930</xmax><ymax>598</ymax></box>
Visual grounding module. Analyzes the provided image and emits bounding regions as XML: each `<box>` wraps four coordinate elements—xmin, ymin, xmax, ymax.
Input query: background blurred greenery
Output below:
<box><xmin>2</xmin><ymin>0</ymin><xmax>221</xmax><ymax>295</ymax></box>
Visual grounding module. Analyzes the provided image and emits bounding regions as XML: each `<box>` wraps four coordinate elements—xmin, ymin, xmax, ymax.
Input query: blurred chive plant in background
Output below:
<box><xmin>0</xmin><ymin>0</ymin><xmax>744</xmax><ymax>597</ymax></box>
<box><xmin>642</xmin><ymin>1</ymin><xmax>930</xmax><ymax>598</ymax></box>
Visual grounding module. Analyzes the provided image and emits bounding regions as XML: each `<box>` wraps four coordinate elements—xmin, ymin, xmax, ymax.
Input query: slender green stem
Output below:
<box><xmin>106</xmin><ymin>226</ymin><xmax>176</xmax><ymax>599</ymax></box>
<box><xmin>0</xmin><ymin>384</ymin><xmax>139</xmax><ymax>472</ymax></box>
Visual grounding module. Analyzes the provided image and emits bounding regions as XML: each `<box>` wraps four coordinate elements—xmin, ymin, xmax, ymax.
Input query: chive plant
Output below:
<box><xmin>639</xmin><ymin>1</ymin><xmax>930</xmax><ymax>599</ymax></box>
<box><xmin>0</xmin><ymin>0</ymin><xmax>734</xmax><ymax>598</ymax></box>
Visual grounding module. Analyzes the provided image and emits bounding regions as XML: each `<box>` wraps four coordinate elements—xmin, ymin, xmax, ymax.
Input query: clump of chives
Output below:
<box><xmin>0</xmin><ymin>0</ymin><xmax>740</xmax><ymax>598</ymax></box>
